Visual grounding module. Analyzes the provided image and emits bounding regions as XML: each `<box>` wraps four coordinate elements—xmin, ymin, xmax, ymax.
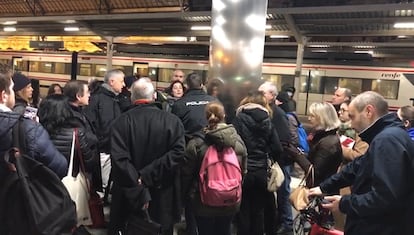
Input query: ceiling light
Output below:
<box><xmin>354</xmin><ymin>50</ymin><xmax>374</xmax><ymax>55</ymax></box>
<box><xmin>398</xmin><ymin>35</ymin><xmax>408</xmax><ymax>38</ymax></box>
<box><xmin>353</xmin><ymin>45</ymin><xmax>375</xmax><ymax>49</ymax></box>
<box><xmin>191</xmin><ymin>26</ymin><xmax>211</xmax><ymax>31</ymax></box>
<box><xmin>64</xmin><ymin>27</ymin><xmax>79</xmax><ymax>32</ymax></box>
<box><xmin>394</xmin><ymin>22</ymin><xmax>414</xmax><ymax>28</ymax></box>
<box><xmin>270</xmin><ymin>35</ymin><xmax>289</xmax><ymax>39</ymax></box>
<box><xmin>3</xmin><ymin>21</ymin><xmax>17</xmax><ymax>25</ymax></box>
<box><xmin>3</xmin><ymin>27</ymin><xmax>16</xmax><ymax>32</ymax></box>
<box><xmin>265</xmin><ymin>25</ymin><xmax>272</xmax><ymax>29</ymax></box>
<box><xmin>308</xmin><ymin>44</ymin><xmax>330</xmax><ymax>48</ymax></box>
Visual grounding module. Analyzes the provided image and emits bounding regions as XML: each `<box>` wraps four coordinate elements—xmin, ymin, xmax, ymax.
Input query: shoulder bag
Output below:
<box><xmin>267</xmin><ymin>158</ymin><xmax>285</xmax><ymax>192</ymax></box>
<box><xmin>289</xmin><ymin>165</ymin><xmax>314</xmax><ymax>211</ymax></box>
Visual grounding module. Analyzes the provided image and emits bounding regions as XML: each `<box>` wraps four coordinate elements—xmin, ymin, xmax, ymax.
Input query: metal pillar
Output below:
<box><xmin>209</xmin><ymin>0</ymin><xmax>268</xmax><ymax>102</ymax></box>
<box><xmin>106</xmin><ymin>37</ymin><xmax>113</xmax><ymax>71</ymax></box>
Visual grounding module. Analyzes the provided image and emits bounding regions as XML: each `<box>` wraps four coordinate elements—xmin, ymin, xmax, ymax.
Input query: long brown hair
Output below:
<box><xmin>205</xmin><ymin>101</ymin><xmax>225</xmax><ymax>130</ymax></box>
<box><xmin>239</xmin><ymin>90</ymin><xmax>272</xmax><ymax>117</ymax></box>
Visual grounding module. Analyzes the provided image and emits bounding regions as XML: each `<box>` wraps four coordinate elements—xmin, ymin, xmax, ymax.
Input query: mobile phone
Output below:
<box><xmin>23</xmin><ymin>106</ymin><xmax>38</xmax><ymax>120</ymax></box>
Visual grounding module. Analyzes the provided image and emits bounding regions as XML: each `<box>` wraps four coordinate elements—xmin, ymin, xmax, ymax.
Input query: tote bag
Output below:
<box><xmin>289</xmin><ymin>165</ymin><xmax>314</xmax><ymax>211</ymax></box>
<box><xmin>61</xmin><ymin>129</ymin><xmax>92</xmax><ymax>225</ymax></box>
<box><xmin>267</xmin><ymin>158</ymin><xmax>285</xmax><ymax>192</ymax></box>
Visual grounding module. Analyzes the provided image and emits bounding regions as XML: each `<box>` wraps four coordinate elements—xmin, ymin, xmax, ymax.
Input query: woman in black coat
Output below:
<box><xmin>232</xmin><ymin>91</ymin><xmax>283</xmax><ymax>235</ymax></box>
<box><xmin>38</xmin><ymin>94</ymin><xmax>98</xmax><ymax>190</ymax></box>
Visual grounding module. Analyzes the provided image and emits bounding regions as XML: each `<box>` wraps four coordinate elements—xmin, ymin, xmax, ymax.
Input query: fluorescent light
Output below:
<box><xmin>64</xmin><ymin>27</ymin><xmax>79</xmax><ymax>31</ymax></box>
<box><xmin>270</xmin><ymin>35</ymin><xmax>289</xmax><ymax>39</ymax></box>
<box><xmin>265</xmin><ymin>25</ymin><xmax>272</xmax><ymax>29</ymax></box>
<box><xmin>312</xmin><ymin>50</ymin><xmax>327</xmax><ymax>53</ymax></box>
<box><xmin>394</xmin><ymin>22</ymin><xmax>414</xmax><ymax>28</ymax></box>
<box><xmin>353</xmin><ymin>45</ymin><xmax>375</xmax><ymax>49</ymax></box>
<box><xmin>3</xmin><ymin>21</ymin><xmax>17</xmax><ymax>25</ymax></box>
<box><xmin>354</xmin><ymin>50</ymin><xmax>374</xmax><ymax>55</ymax></box>
<box><xmin>398</xmin><ymin>35</ymin><xmax>407</xmax><ymax>38</ymax></box>
<box><xmin>191</xmin><ymin>25</ymin><xmax>211</xmax><ymax>31</ymax></box>
<box><xmin>308</xmin><ymin>44</ymin><xmax>330</xmax><ymax>48</ymax></box>
<box><xmin>3</xmin><ymin>27</ymin><xmax>16</xmax><ymax>32</ymax></box>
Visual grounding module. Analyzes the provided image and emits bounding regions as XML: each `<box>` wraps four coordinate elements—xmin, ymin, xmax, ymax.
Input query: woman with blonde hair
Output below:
<box><xmin>232</xmin><ymin>91</ymin><xmax>283</xmax><ymax>235</ymax></box>
<box><xmin>287</xmin><ymin>102</ymin><xmax>342</xmax><ymax>187</ymax></box>
<box><xmin>183</xmin><ymin>101</ymin><xmax>247</xmax><ymax>235</ymax></box>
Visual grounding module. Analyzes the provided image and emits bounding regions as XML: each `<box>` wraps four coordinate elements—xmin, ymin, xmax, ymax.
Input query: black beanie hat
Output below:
<box><xmin>12</xmin><ymin>73</ymin><xmax>31</xmax><ymax>92</ymax></box>
<box><xmin>276</xmin><ymin>91</ymin><xmax>290</xmax><ymax>104</ymax></box>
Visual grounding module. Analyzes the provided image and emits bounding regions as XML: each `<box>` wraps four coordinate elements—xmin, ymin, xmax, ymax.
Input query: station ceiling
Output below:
<box><xmin>1</xmin><ymin>0</ymin><xmax>414</xmax><ymax>60</ymax></box>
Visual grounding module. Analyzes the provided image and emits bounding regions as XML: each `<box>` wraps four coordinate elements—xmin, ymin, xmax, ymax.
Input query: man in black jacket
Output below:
<box><xmin>171</xmin><ymin>72</ymin><xmax>215</xmax><ymax>235</ymax></box>
<box><xmin>84</xmin><ymin>69</ymin><xmax>124</xmax><ymax>189</ymax></box>
<box><xmin>310</xmin><ymin>91</ymin><xmax>414</xmax><ymax>235</ymax></box>
<box><xmin>172</xmin><ymin>72</ymin><xmax>216</xmax><ymax>139</ymax></box>
<box><xmin>109</xmin><ymin>78</ymin><xmax>185</xmax><ymax>235</ymax></box>
<box><xmin>258</xmin><ymin>81</ymin><xmax>293</xmax><ymax>235</ymax></box>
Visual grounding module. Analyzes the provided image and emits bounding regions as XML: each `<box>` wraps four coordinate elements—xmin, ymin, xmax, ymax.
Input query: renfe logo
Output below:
<box><xmin>381</xmin><ymin>73</ymin><xmax>401</xmax><ymax>79</ymax></box>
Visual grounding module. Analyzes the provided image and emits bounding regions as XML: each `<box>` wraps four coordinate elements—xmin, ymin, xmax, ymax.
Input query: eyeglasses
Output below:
<box><xmin>339</xmin><ymin>108</ymin><xmax>348</xmax><ymax>113</ymax></box>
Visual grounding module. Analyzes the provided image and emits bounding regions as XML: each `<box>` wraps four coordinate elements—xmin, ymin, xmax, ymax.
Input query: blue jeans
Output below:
<box><xmin>277</xmin><ymin>165</ymin><xmax>293</xmax><ymax>228</ymax></box>
<box><xmin>196</xmin><ymin>215</ymin><xmax>233</xmax><ymax>235</ymax></box>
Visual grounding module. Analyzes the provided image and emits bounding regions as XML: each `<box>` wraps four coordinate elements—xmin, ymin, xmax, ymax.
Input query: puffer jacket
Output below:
<box><xmin>232</xmin><ymin>103</ymin><xmax>283</xmax><ymax>171</ymax></box>
<box><xmin>50</xmin><ymin>127</ymin><xmax>97</xmax><ymax>178</ymax></box>
<box><xmin>0</xmin><ymin>111</ymin><xmax>68</xmax><ymax>180</ymax></box>
<box><xmin>183</xmin><ymin>123</ymin><xmax>247</xmax><ymax>216</ymax></box>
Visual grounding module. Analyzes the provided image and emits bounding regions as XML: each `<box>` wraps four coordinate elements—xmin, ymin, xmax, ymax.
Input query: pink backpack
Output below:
<box><xmin>199</xmin><ymin>146</ymin><xmax>242</xmax><ymax>207</ymax></box>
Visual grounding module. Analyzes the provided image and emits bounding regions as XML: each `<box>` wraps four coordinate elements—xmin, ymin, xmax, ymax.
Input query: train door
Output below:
<box><xmin>12</xmin><ymin>56</ymin><xmax>23</xmax><ymax>73</ymax></box>
<box><xmin>133</xmin><ymin>62</ymin><xmax>149</xmax><ymax>78</ymax></box>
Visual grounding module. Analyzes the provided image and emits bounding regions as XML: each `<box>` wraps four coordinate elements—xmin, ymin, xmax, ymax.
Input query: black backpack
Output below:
<box><xmin>0</xmin><ymin>118</ymin><xmax>76</xmax><ymax>235</ymax></box>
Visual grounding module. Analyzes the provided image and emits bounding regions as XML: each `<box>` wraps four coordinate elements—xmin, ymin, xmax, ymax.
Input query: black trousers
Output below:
<box><xmin>237</xmin><ymin>169</ymin><xmax>267</xmax><ymax>235</ymax></box>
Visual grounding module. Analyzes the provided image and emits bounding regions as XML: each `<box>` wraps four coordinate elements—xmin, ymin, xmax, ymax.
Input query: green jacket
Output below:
<box><xmin>183</xmin><ymin>123</ymin><xmax>247</xmax><ymax>216</ymax></box>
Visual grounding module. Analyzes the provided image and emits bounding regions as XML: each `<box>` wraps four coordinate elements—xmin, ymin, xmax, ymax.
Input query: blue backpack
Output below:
<box><xmin>287</xmin><ymin>112</ymin><xmax>310</xmax><ymax>154</ymax></box>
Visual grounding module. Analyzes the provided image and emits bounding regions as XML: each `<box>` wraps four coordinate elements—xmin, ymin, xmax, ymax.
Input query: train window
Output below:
<box><xmin>262</xmin><ymin>74</ymin><xmax>295</xmax><ymax>91</ymax></box>
<box><xmin>148</xmin><ymin>67</ymin><xmax>158</xmax><ymax>81</ymax></box>
<box><xmin>29</xmin><ymin>61</ymin><xmax>40</xmax><ymax>72</ymax></box>
<box><xmin>371</xmin><ymin>79</ymin><xmax>399</xmax><ymax>99</ymax></box>
<box><xmin>54</xmin><ymin>63</ymin><xmax>67</xmax><ymax>74</ymax></box>
<box><xmin>0</xmin><ymin>59</ymin><xmax>9</xmax><ymax>65</ymax></box>
<box><xmin>300</xmin><ymin>74</ymin><xmax>322</xmax><ymax>94</ymax></box>
<box><xmin>79</xmin><ymin>64</ymin><xmax>92</xmax><ymax>76</ymax></box>
<box><xmin>39</xmin><ymin>62</ymin><xmax>53</xmax><ymax>73</ymax></box>
<box><xmin>95</xmin><ymin>64</ymin><xmax>107</xmax><ymax>77</ymax></box>
<box><xmin>338</xmin><ymin>78</ymin><xmax>362</xmax><ymax>95</ymax></box>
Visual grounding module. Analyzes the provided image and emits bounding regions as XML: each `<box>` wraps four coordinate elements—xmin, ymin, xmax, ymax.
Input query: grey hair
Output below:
<box><xmin>131</xmin><ymin>77</ymin><xmax>155</xmax><ymax>101</ymax></box>
<box><xmin>258</xmin><ymin>81</ymin><xmax>278</xmax><ymax>96</ymax></box>
<box><xmin>342</xmin><ymin>87</ymin><xmax>352</xmax><ymax>101</ymax></box>
<box><xmin>351</xmin><ymin>91</ymin><xmax>388</xmax><ymax>116</ymax></box>
<box><xmin>309</xmin><ymin>102</ymin><xmax>341</xmax><ymax>131</ymax></box>
<box><xmin>104</xmin><ymin>69</ymin><xmax>124</xmax><ymax>83</ymax></box>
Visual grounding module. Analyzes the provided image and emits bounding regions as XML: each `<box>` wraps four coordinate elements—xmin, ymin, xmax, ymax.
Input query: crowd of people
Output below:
<box><xmin>0</xmin><ymin>63</ymin><xmax>414</xmax><ymax>235</ymax></box>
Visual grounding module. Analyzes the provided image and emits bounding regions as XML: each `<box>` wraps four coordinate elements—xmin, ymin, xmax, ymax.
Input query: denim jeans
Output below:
<box><xmin>277</xmin><ymin>164</ymin><xmax>293</xmax><ymax>229</ymax></box>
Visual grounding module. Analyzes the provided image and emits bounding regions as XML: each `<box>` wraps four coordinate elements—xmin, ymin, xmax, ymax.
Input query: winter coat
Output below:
<box><xmin>232</xmin><ymin>103</ymin><xmax>283</xmax><ymax>172</ymax></box>
<box><xmin>110</xmin><ymin>102</ymin><xmax>186</xmax><ymax>230</ymax></box>
<box><xmin>291</xmin><ymin>129</ymin><xmax>342</xmax><ymax>186</ymax></box>
<box><xmin>84</xmin><ymin>84</ymin><xmax>121</xmax><ymax>153</ymax></box>
<box><xmin>12</xmin><ymin>96</ymin><xmax>29</xmax><ymax>115</ymax></box>
<box><xmin>171</xmin><ymin>89</ymin><xmax>216</xmax><ymax>137</ymax></box>
<box><xmin>183</xmin><ymin>123</ymin><xmax>247</xmax><ymax>216</ymax></box>
<box><xmin>0</xmin><ymin>111</ymin><xmax>68</xmax><ymax>180</ymax></box>
<box><xmin>319</xmin><ymin>113</ymin><xmax>414</xmax><ymax>235</ymax></box>
<box><xmin>270</xmin><ymin>103</ymin><xmax>292</xmax><ymax>166</ymax></box>
<box><xmin>49</xmin><ymin>127</ymin><xmax>97</xmax><ymax>178</ymax></box>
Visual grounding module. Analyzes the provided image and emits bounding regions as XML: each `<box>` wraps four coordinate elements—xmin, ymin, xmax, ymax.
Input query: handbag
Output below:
<box><xmin>126</xmin><ymin>209</ymin><xmax>161</xmax><ymax>235</ymax></box>
<box><xmin>62</xmin><ymin>129</ymin><xmax>92</xmax><ymax>226</ymax></box>
<box><xmin>267</xmin><ymin>158</ymin><xmax>285</xmax><ymax>192</ymax></box>
<box><xmin>289</xmin><ymin>165</ymin><xmax>314</xmax><ymax>211</ymax></box>
<box><xmin>73</xmin><ymin>130</ymin><xmax>106</xmax><ymax>228</ymax></box>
